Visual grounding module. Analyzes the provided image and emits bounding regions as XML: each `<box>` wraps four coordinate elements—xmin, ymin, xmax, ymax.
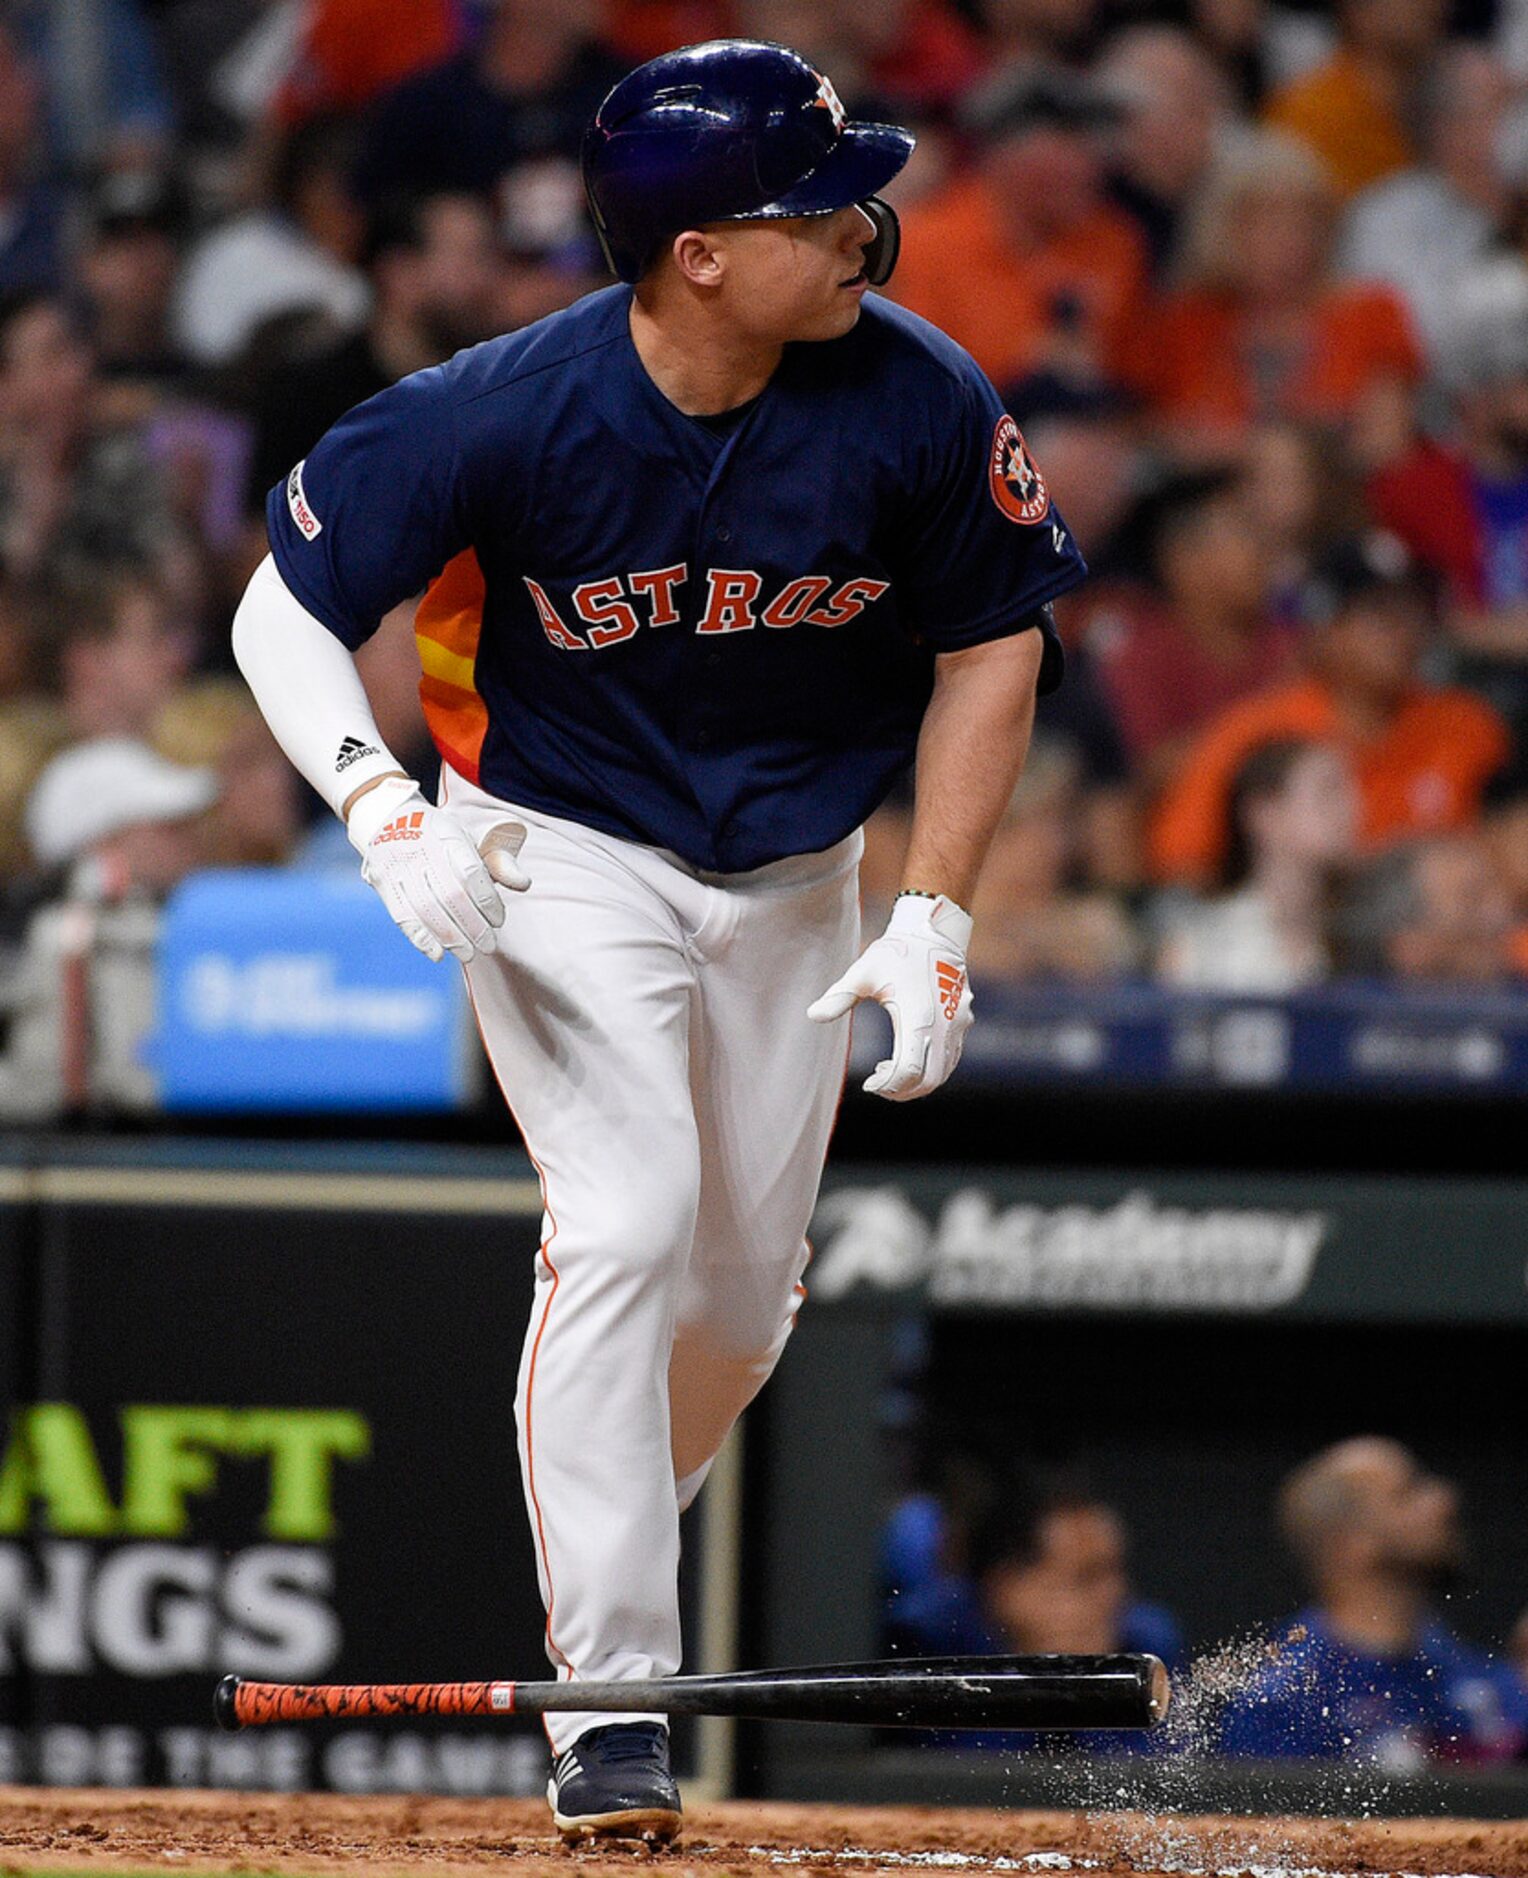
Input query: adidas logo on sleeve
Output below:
<box><xmin>336</xmin><ymin>736</ymin><xmax>381</xmax><ymax>772</ymax></box>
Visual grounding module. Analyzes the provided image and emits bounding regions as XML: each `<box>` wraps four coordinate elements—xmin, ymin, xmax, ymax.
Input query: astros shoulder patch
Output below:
<box><xmin>988</xmin><ymin>415</ymin><xmax>1049</xmax><ymax>525</ymax></box>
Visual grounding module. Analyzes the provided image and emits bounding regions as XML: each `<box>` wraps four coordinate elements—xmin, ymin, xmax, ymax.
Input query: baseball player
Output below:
<box><xmin>232</xmin><ymin>38</ymin><xmax>1084</xmax><ymax>1842</ymax></box>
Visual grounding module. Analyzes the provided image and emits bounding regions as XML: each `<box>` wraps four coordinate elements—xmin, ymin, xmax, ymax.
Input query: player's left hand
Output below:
<box><xmin>807</xmin><ymin>892</ymin><xmax>973</xmax><ymax>1101</ymax></box>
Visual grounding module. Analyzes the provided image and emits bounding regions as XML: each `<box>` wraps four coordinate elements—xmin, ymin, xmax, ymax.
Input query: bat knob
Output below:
<box><xmin>1146</xmin><ymin>1655</ymin><xmax>1172</xmax><ymax>1723</ymax></box>
<box><xmin>213</xmin><ymin>1675</ymin><xmax>242</xmax><ymax>1732</ymax></box>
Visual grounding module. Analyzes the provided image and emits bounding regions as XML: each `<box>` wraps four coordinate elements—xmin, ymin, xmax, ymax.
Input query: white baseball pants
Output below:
<box><xmin>441</xmin><ymin>770</ymin><xmax>861</xmax><ymax>1751</ymax></box>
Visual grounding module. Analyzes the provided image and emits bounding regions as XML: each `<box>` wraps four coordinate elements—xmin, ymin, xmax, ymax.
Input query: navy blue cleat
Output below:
<box><xmin>548</xmin><ymin>1721</ymin><xmax>682</xmax><ymax>1843</ymax></box>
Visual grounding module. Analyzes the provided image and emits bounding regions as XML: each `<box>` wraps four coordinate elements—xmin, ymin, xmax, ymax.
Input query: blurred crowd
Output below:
<box><xmin>883</xmin><ymin>1437</ymin><xmax>1528</xmax><ymax>1766</ymax></box>
<box><xmin>5</xmin><ymin>0</ymin><xmax>1528</xmax><ymax>1109</ymax></box>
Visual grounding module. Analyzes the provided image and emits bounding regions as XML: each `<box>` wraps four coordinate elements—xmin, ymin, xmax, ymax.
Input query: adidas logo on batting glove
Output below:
<box><xmin>346</xmin><ymin>775</ymin><xmax>529</xmax><ymax>964</ymax></box>
<box><xmin>807</xmin><ymin>891</ymin><xmax>974</xmax><ymax>1101</ymax></box>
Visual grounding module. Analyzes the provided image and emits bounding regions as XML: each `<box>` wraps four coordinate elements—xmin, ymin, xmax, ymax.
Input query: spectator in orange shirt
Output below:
<box><xmin>1150</xmin><ymin>534</ymin><xmax>1511</xmax><ymax>885</ymax></box>
<box><xmin>1263</xmin><ymin>0</ymin><xmax>1449</xmax><ymax>201</ymax></box>
<box><xmin>892</xmin><ymin>67</ymin><xmax>1148</xmax><ymax>391</ymax></box>
<box><xmin>1131</xmin><ymin>131</ymin><xmax>1422</xmax><ymax>457</ymax></box>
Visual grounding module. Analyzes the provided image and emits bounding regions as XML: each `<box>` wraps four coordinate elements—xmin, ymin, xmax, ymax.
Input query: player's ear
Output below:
<box><xmin>671</xmin><ymin>227</ymin><xmax>727</xmax><ymax>289</ymax></box>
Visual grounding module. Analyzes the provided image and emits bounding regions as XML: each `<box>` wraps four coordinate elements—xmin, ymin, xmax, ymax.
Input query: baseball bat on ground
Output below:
<box><xmin>216</xmin><ymin>1653</ymin><xmax>1169</xmax><ymax>1733</ymax></box>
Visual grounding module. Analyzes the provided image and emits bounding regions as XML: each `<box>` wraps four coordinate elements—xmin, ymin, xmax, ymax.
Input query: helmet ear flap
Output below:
<box><xmin>859</xmin><ymin>195</ymin><xmax>900</xmax><ymax>287</ymax></box>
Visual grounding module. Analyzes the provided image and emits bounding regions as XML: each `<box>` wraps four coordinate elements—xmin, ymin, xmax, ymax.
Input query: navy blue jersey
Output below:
<box><xmin>267</xmin><ymin>285</ymin><xmax>1085</xmax><ymax>872</ymax></box>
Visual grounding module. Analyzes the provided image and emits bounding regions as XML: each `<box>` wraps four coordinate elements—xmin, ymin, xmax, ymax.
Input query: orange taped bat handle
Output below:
<box><xmin>217</xmin><ymin>1676</ymin><xmax>515</xmax><ymax>1729</ymax></box>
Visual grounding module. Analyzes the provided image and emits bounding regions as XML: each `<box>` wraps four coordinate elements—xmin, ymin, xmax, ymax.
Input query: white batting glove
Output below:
<box><xmin>346</xmin><ymin>776</ymin><xmax>529</xmax><ymax>964</ymax></box>
<box><xmin>807</xmin><ymin>892</ymin><xmax>974</xmax><ymax>1101</ymax></box>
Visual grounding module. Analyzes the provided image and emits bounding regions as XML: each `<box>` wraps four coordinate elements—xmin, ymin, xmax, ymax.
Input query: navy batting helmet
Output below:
<box><xmin>581</xmin><ymin>39</ymin><xmax>915</xmax><ymax>287</ymax></box>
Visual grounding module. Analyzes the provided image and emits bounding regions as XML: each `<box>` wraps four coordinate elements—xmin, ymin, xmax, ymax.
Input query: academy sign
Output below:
<box><xmin>809</xmin><ymin>1184</ymin><xmax>1329</xmax><ymax>1310</ymax></box>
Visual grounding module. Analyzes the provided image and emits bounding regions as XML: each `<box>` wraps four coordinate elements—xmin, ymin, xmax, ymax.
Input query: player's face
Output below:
<box><xmin>705</xmin><ymin>205</ymin><xmax>877</xmax><ymax>344</ymax></box>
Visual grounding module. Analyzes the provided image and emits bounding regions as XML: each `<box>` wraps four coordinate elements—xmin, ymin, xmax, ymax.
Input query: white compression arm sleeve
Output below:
<box><xmin>231</xmin><ymin>553</ymin><xmax>407</xmax><ymax>818</ymax></box>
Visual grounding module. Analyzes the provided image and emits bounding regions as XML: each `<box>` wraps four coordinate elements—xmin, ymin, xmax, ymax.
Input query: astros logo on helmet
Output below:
<box><xmin>811</xmin><ymin>74</ymin><xmax>848</xmax><ymax>132</ymax></box>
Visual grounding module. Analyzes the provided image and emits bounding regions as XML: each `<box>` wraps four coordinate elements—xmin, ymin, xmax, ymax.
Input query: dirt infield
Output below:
<box><xmin>2</xmin><ymin>1790</ymin><xmax>1526</xmax><ymax>1878</ymax></box>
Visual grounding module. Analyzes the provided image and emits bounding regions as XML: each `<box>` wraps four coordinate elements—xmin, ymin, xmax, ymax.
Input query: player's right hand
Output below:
<box><xmin>346</xmin><ymin>776</ymin><xmax>529</xmax><ymax>964</ymax></box>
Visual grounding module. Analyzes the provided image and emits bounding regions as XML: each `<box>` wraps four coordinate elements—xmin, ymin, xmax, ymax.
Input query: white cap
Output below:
<box><xmin>25</xmin><ymin>736</ymin><xmax>219</xmax><ymax>866</ymax></box>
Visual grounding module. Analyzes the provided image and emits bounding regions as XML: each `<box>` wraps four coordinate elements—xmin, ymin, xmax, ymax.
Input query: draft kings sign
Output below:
<box><xmin>0</xmin><ymin>1403</ymin><xmax>370</xmax><ymax>1679</ymax></box>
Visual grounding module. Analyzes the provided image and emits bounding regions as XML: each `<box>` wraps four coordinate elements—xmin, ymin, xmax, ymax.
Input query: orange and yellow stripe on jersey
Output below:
<box><xmin>415</xmin><ymin>548</ymin><xmax>488</xmax><ymax>784</ymax></box>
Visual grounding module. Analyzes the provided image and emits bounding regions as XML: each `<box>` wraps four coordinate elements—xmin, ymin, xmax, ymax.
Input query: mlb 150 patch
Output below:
<box><xmin>288</xmin><ymin>460</ymin><xmax>323</xmax><ymax>540</ymax></box>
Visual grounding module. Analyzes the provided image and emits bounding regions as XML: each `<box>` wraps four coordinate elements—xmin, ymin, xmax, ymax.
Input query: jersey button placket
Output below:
<box><xmin>688</xmin><ymin>456</ymin><xmax>743</xmax><ymax>839</ymax></box>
